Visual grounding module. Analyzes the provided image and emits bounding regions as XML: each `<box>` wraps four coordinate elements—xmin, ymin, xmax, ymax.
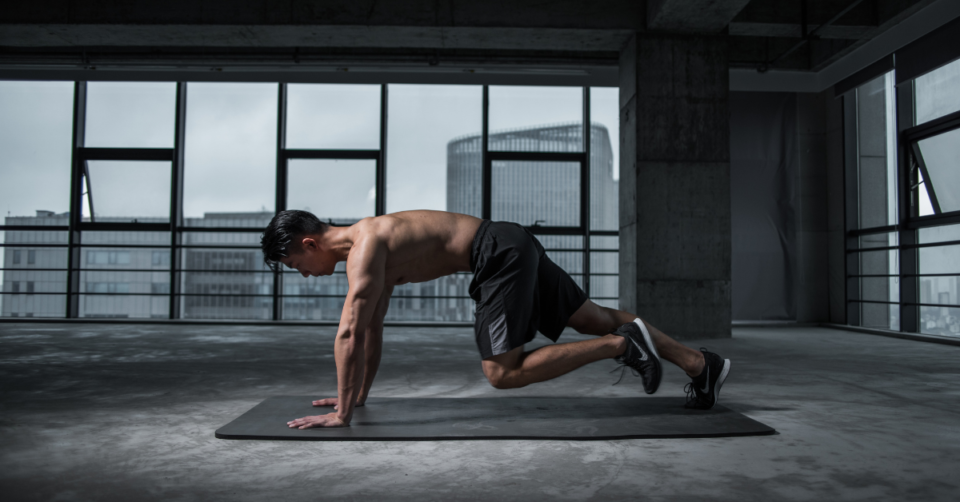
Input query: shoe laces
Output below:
<box><xmin>610</xmin><ymin>363</ymin><xmax>639</xmax><ymax>386</ymax></box>
<box><xmin>684</xmin><ymin>382</ymin><xmax>701</xmax><ymax>406</ymax></box>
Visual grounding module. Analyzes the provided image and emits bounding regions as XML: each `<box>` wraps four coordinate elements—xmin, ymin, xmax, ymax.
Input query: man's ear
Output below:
<box><xmin>301</xmin><ymin>237</ymin><xmax>319</xmax><ymax>251</ymax></box>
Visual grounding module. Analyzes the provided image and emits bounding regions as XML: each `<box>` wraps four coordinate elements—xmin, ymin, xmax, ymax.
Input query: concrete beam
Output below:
<box><xmin>647</xmin><ymin>0</ymin><xmax>752</xmax><ymax>33</ymax></box>
<box><xmin>0</xmin><ymin>0</ymin><xmax>642</xmax><ymax>30</ymax></box>
<box><xmin>0</xmin><ymin>24</ymin><xmax>634</xmax><ymax>52</ymax></box>
<box><xmin>729</xmin><ymin>22</ymin><xmax>874</xmax><ymax>39</ymax></box>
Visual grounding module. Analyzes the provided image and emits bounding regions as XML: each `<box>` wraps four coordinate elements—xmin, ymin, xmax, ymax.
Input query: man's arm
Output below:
<box><xmin>287</xmin><ymin>233</ymin><xmax>386</xmax><ymax>429</ymax></box>
<box><xmin>313</xmin><ymin>284</ymin><xmax>393</xmax><ymax>408</ymax></box>
<box><xmin>357</xmin><ymin>284</ymin><xmax>393</xmax><ymax>403</ymax></box>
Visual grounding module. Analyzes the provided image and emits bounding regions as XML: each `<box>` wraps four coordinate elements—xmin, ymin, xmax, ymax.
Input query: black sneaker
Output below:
<box><xmin>684</xmin><ymin>348</ymin><xmax>731</xmax><ymax>410</ymax></box>
<box><xmin>611</xmin><ymin>319</ymin><xmax>662</xmax><ymax>394</ymax></box>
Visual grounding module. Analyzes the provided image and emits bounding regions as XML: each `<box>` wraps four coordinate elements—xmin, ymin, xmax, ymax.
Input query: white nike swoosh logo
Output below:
<box><xmin>699</xmin><ymin>367</ymin><xmax>710</xmax><ymax>393</ymax></box>
<box><xmin>630</xmin><ymin>338</ymin><xmax>648</xmax><ymax>361</ymax></box>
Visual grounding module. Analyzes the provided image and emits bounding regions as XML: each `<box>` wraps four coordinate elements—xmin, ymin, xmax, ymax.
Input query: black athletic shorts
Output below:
<box><xmin>469</xmin><ymin>220</ymin><xmax>588</xmax><ymax>359</ymax></box>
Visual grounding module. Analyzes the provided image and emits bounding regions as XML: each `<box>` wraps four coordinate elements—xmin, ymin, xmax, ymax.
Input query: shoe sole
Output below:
<box><xmin>713</xmin><ymin>359</ymin><xmax>731</xmax><ymax>406</ymax></box>
<box><xmin>633</xmin><ymin>319</ymin><xmax>663</xmax><ymax>395</ymax></box>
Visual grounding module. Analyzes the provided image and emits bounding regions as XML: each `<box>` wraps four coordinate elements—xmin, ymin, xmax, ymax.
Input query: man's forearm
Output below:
<box><xmin>357</xmin><ymin>328</ymin><xmax>382</xmax><ymax>403</ymax></box>
<box><xmin>334</xmin><ymin>331</ymin><xmax>365</xmax><ymax>424</ymax></box>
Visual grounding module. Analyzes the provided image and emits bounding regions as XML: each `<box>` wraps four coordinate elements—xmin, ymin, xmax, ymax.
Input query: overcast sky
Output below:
<box><xmin>0</xmin><ymin>81</ymin><xmax>619</xmax><ymax>224</ymax></box>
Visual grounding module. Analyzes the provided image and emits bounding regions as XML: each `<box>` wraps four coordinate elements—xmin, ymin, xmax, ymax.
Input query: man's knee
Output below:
<box><xmin>484</xmin><ymin>370</ymin><xmax>515</xmax><ymax>389</ymax></box>
<box><xmin>481</xmin><ymin>349</ymin><xmax>526</xmax><ymax>389</ymax></box>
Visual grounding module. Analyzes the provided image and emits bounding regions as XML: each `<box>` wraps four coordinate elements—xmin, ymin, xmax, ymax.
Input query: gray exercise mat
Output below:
<box><xmin>216</xmin><ymin>396</ymin><xmax>776</xmax><ymax>440</ymax></box>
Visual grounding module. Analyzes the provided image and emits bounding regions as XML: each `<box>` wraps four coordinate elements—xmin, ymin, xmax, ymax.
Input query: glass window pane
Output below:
<box><xmin>858</xmin><ymin>248</ymin><xmax>898</xmax><ymax>277</ymax></box>
<box><xmin>917</xmin><ymin>128</ymin><xmax>960</xmax><ymax>213</ymax></box>
<box><xmin>82</xmin><ymin>231</ymin><xmax>170</xmax><ymax>247</ymax></box>
<box><xmin>489</xmin><ymin>86</ymin><xmax>583</xmax><ymax>152</ymax></box>
<box><xmin>184</xmin><ymin>83</ymin><xmax>277</xmax><ymax>227</ymax></box>
<box><xmin>182</xmin><ymin>248</ymin><xmax>271</xmax><ymax>273</ymax></box>
<box><xmin>860</xmin><ymin>277</ymin><xmax>900</xmax><ymax>303</ymax></box>
<box><xmin>180</xmin><ymin>294</ymin><xmax>272</xmax><ymax>320</ymax></box>
<box><xmin>920</xmin><ymin>305</ymin><xmax>960</xmax><ymax>337</ymax></box>
<box><xmin>3</xmin><ymin>271</ymin><xmax>67</xmax><ymax>293</ymax></box>
<box><xmin>915</xmin><ymin>58</ymin><xmax>960</xmax><ymax>125</ymax></box>
<box><xmin>82</xmin><ymin>161</ymin><xmax>171</xmax><ymax>222</ymax></box>
<box><xmin>919</xmin><ymin>224</ymin><xmax>960</xmax><ymax>245</ymax></box>
<box><xmin>286</xmin><ymin>84</ymin><xmax>380</xmax><ymax>149</ymax></box>
<box><xmin>858</xmin><ymin>232</ymin><xmax>897</xmax><ymax>250</ymax></box>
<box><xmin>590</xmin><ymin>251</ymin><xmax>618</xmax><ymax>274</ymax></box>
<box><xmin>82</xmin><ymin>246</ymin><xmax>168</xmax><ymax>270</ymax></box>
<box><xmin>919</xmin><ymin>244</ymin><xmax>960</xmax><ymax>275</ymax></box>
<box><xmin>919</xmin><ymin>276</ymin><xmax>959</xmax><ymax>305</ymax></box>
<box><xmin>81</xmin><ymin>271</ymin><xmax>168</xmax><ymax>295</ymax></box>
<box><xmin>917</xmin><ymin>169</ymin><xmax>935</xmax><ymax>217</ymax></box>
<box><xmin>491</xmin><ymin>161</ymin><xmax>580</xmax><ymax>227</ymax></box>
<box><xmin>590</xmin><ymin>275</ymin><xmax>619</xmax><ymax>299</ymax></box>
<box><xmin>385</xmin><ymin>296</ymin><xmax>476</xmax><ymax>323</ymax></box>
<box><xmin>856</xmin><ymin>72</ymin><xmax>898</xmax><ymax>229</ymax></box>
<box><xmin>79</xmin><ymin>294</ymin><xmax>169</xmax><ymax>319</ymax></box>
<box><xmin>282</xmin><ymin>270</ymin><xmax>346</xmax><ymax>321</ymax></box>
<box><xmin>2</xmin><ymin>293</ymin><xmax>66</xmax><ymax>318</ymax></box>
<box><xmin>181</xmin><ymin>246</ymin><xmax>273</xmax><ymax>320</ymax></box>
<box><xmin>287</xmin><ymin>159</ymin><xmax>376</xmax><ymax>224</ymax></box>
<box><xmin>860</xmin><ymin>302</ymin><xmax>898</xmax><ymax>331</ymax></box>
<box><xmin>545</xmin><ymin>250</ymin><xmax>583</xmax><ymax>274</ymax></box>
<box><xmin>182</xmin><ymin>231</ymin><xmax>263</xmax><ymax>248</ymax></box>
<box><xmin>590</xmin><ymin>235</ymin><xmax>619</xmax><ymax>249</ymax></box>
<box><xmin>385</xmin><ymin>85</ymin><xmax>482</xmax><ymax>214</ymax></box>
<box><xmin>590</xmin><ymin>87</ymin><xmax>619</xmax><ymax>230</ymax></box>
<box><xmin>0</xmin><ymin>81</ymin><xmax>73</xmax><ymax>221</ymax></box>
<box><xmin>84</xmin><ymin>82</ymin><xmax>176</xmax><ymax>148</ymax></box>
<box><xmin>446</xmin><ymin>133</ymin><xmax>483</xmax><ymax>218</ymax></box>
<box><xmin>537</xmin><ymin>235</ymin><xmax>583</xmax><ymax>250</ymax></box>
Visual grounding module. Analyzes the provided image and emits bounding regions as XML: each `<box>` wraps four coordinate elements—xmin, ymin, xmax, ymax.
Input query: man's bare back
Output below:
<box><xmin>358</xmin><ymin>211</ymin><xmax>483</xmax><ymax>286</ymax></box>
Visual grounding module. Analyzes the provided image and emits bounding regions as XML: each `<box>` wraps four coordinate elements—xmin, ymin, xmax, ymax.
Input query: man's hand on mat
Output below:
<box><xmin>287</xmin><ymin>413</ymin><xmax>347</xmax><ymax>429</ymax></box>
<box><xmin>312</xmin><ymin>397</ymin><xmax>365</xmax><ymax>410</ymax></box>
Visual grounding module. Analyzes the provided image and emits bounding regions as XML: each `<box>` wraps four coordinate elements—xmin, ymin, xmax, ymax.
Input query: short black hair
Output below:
<box><xmin>261</xmin><ymin>210</ymin><xmax>329</xmax><ymax>272</ymax></box>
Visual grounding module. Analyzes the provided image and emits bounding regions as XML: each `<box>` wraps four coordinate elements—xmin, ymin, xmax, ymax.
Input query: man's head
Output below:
<box><xmin>261</xmin><ymin>210</ymin><xmax>331</xmax><ymax>275</ymax></box>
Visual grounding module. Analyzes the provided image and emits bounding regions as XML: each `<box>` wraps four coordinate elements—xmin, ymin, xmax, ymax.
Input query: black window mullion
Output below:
<box><xmin>66</xmin><ymin>81</ymin><xmax>87</xmax><ymax>319</ymax></box>
<box><xmin>273</xmin><ymin>82</ymin><xmax>288</xmax><ymax>321</ymax></box>
<box><xmin>482</xmin><ymin>85</ymin><xmax>491</xmax><ymax>220</ymax></box>
<box><xmin>78</xmin><ymin>148</ymin><xmax>174</xmax><ymax>161</ymax></box>
<box><xmin>898</xmin><ymin>78</ymin><xmax>918</xmax><ymax>333</ymax></box>
<box><xmin>843</xmin><ymin>92</ymin><xmax>861</xmax><ymax>326</ymax></box>
<box><xmin>377</xmin><ymin>84</ymin><xmax>388</xmax><ymax>217</ymax></box>
<box><xmin>169</xmin><ymin>81</ymin><xmax>187</xmax><ymax>320</ymax></box>
<box><xmin>582</xmin><ymin>86</ymin><xmax>591</xmax><ymax>298</ymax></box>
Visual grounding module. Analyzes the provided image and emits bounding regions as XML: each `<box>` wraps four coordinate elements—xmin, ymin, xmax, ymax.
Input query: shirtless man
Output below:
<box><xmin>260</xmin><ymin>209</ymin><xmax>732</xmax><ymax>429</ymax></box>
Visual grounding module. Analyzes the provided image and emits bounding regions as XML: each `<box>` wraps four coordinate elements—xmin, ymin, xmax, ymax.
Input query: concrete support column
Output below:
<box><xmin>618</xmin><ymin>33</ymin><xmax>731</xmax><ymax>339</ymax></box>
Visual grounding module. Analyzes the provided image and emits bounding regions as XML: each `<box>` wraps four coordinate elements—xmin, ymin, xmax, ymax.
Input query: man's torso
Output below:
<box><xmin>351</xmin><ymin>210</ymin><xmax>483</xmax><ymax>286</ymax></box>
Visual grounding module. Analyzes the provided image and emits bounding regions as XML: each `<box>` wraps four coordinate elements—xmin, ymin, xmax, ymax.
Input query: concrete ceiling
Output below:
<box><xmin>0</xmin><ymin>0</ymin><xmax>942</xmax><ymax>73</ymax></box>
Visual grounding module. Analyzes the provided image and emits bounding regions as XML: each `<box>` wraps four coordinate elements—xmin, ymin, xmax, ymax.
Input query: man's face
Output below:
<box><xmin>279</xmin><ymin>238</ymin><xmax>334</xmax><ymax>277</ymax></box>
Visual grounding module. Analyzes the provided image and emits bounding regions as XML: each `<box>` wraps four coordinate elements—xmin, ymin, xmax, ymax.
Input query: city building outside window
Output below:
<box><xmin>26</xmin><ymin>282</ymin><xmax>34</xmax><ymax>294</ymax></box>
<box><xmin>12</xmin><ymin>250</ymin><xmax>21</xmax><ymax>265</ymax></box>
<box><xmin>27</xmin><ymin>250</ymin><xmax>36</xmax><ymax>265</ymax></box>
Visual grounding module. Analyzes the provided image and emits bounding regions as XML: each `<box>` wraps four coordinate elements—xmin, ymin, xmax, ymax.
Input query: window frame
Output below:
<box><xmin>1</xmin><ymin>80</ymin><xmax>619</xmax><ymax>321</ymax></box>
<box><xmin>845</xmin><ymin>68</ymin><xmax>960</xmax><ymax>335</ymax></box>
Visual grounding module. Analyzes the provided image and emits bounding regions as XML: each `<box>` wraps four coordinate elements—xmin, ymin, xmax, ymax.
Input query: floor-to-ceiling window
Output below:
<box><xmin>845</xmin><ymin>58</ymin><xmax>960</xmax><ymax>337</ymax></box>
<box><xmin>0</xmin><ymin>80</ymin><xmax>619</xmax><ymax>322</ymax></box>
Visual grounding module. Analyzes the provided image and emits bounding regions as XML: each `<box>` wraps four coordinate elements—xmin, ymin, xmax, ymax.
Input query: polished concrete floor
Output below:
<box><xmin>2</xmin><ymin>323</ymin><xmax>959</xmax><ymax>501</ymax></box>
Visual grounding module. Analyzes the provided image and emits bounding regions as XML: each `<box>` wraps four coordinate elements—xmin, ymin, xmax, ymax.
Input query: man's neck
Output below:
<box><xmin>318</xmin><ymin>226</ymin><xmax>355</xmax><ymax>262</ymax></box>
